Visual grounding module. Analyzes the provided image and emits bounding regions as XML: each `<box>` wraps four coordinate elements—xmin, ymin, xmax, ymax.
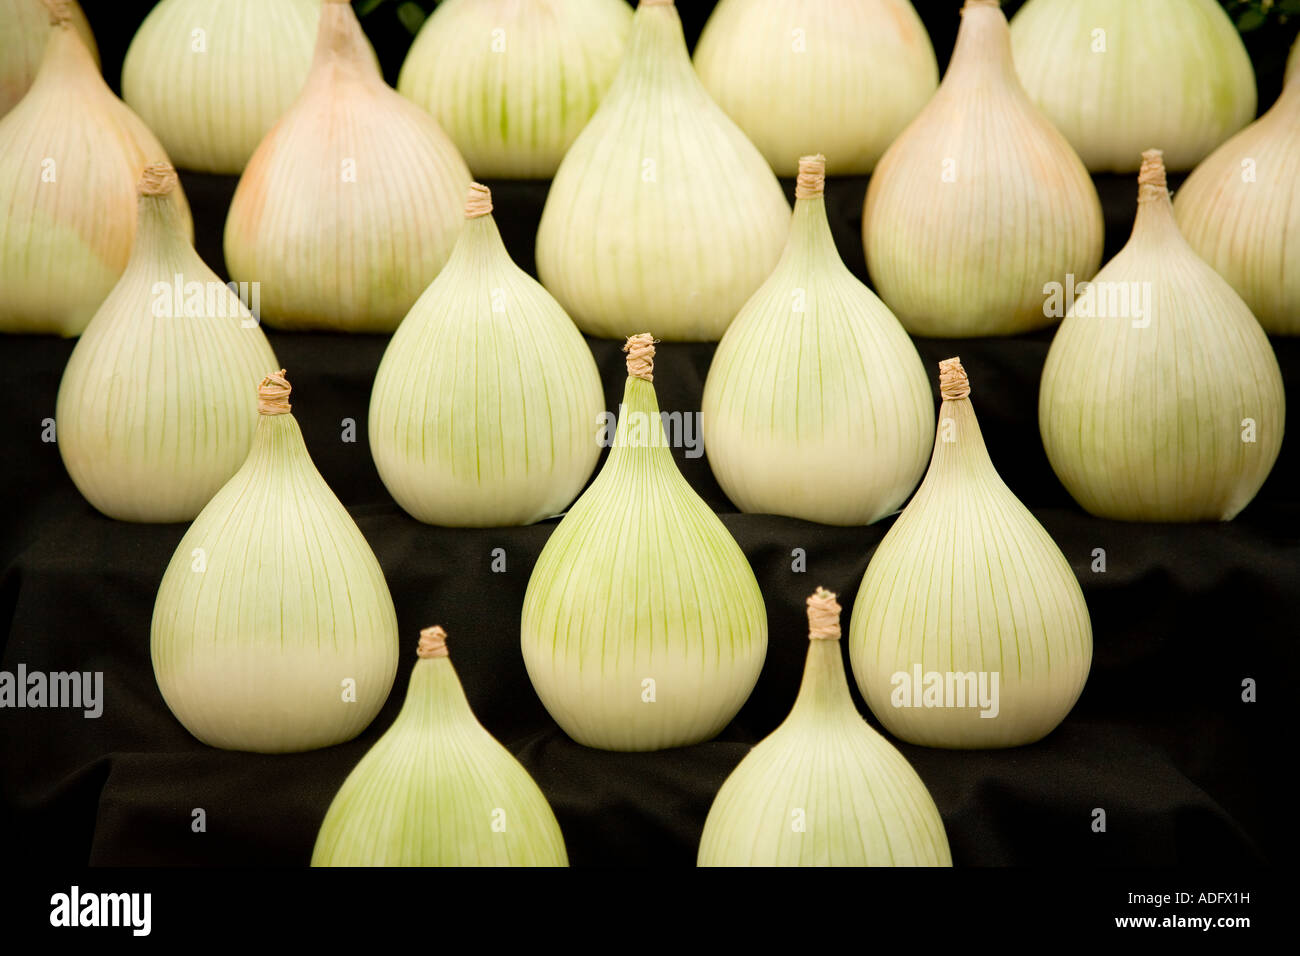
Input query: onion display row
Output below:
<box><xmin>2</xmin><ymin>0</ymin><xmax>1297</xmax><ymax>339</ymax></box>
<box><xmin>1</xmin><ymin>0</ymin><xmax>1291</xmax><ymax>865</ymax></box>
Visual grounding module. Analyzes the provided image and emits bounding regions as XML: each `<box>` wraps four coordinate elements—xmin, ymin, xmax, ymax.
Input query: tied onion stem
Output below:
<box><xmin>703</xmin><ymin>153</ymin><xmax>934</xmax><ymax>526</ymax></box>
<box><xmin>521</xmin><ymin>334</ymin><xmax>768</xmax><ymax>751</ymax></box>
<box><xmin>1040</xmin><ymin>150</ymin><xmax>1286</xmax><ymax>521</ymax></box>
<box><xmin>152</xmin><ymin>369</ymin><xmax>399</xmax><ymax>753</ymax></box>
<box><xmin>369</xmin><ymin>182</ymin><xmax>605</xmax><ymax>527</ymax></box>
<box><xmin>850</xmin><ymin>358</ymin><xmax>1093</xmax><ymax>748</ymax></box>
<box><xmin>312</xmin><ymin>625</ymin><xmax>569</xmax><ymax>867</ymax></box>
<box><xmin>698</xmin><ymin>588</ymin><xmax>953</xmax><ymax>866</ymax></box>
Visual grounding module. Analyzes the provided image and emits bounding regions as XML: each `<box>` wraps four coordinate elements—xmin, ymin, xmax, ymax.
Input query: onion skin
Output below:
<box><xmin>699</xmin><ymin>590</ymin><xmax>952</xmax><ymax>866</ymax></box>
<box><xmin>862</xmin><ymin>0</ymin><xmax>1102</xmax><ymax>337</ymax></box>
<box><xmin>535</xmin><ymin>0</ymin><xmax>790</xmax><ymax>342</ymax></box>
<box><xmin>152</xmin><ymin>381</ymin><xmax>399</xmax><ymax>754</ymax></box>
<box><xmin>850</xmin><ymin>360</ymin><xmax>1093</xmax><ymax>749</ymax></box>
<box><xmin>694</xmin><ymin>0</ymin><xmax>937</xmax><ymax>176</ymax></box>
<box><xmin>223</xmin><ymin>0</ymin><xmax>470</xmax><ymax>332</ymax></box>
<box><xmin>1040</xmin><ymin>152</ymin><xmax>1285</xmax><ymax>522</ymax></box>
<box><xmin>56</xmin><ymin>170</ymin><xmax>278</xmax><ymax>523</ymax></box>
<box><xmin>0</xmin><ymin>0</ymin><xmax>96</xmax><ymax>117</ymax></box>
<box><xmin>369</xmin><ymin>186</ymin><xmax>604</xmax><ymax>527</ymax></box>
<box><xmin>703</xmin><ymin>156</ymin><xmax>934</xmax><ymax>526</ymax></box>
<box><xmin>313</xmin><ymin>630</ymin><xmax>568</xmax><ymax>867</ymax></box>
<box><xmin>0</xmin><ymin>17</ymin><xmax>192</xmax><ymax>336</ymax></box>
<box><xmin>1174</xmin><ymin>78</ymin><xmax>1300</xmax><ymax>336</ymax></box>
<box><xmin>521</xmin><ymin>341</ymin><xmax>768</xmax><ymax>752</ymax></box>
<box><xmin>397</xmin><ymin>0</ymin><xmax>631</xmax><ymax>179</ymax></box>
<box><xmin>1009</xmin><ymin>0</ymin><xmax>1256</xmax><ymax>173</ymax></box>
<box><xmin>123</xmin><ymin>0</ymin><xmax>345</xmax><ymax>175</ymax></box>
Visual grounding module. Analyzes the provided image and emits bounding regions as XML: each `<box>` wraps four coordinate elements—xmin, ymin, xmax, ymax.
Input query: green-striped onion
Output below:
<box><xmin>123</xmin><ymin>0</ymin><xmax>347</xmax><ymax>175</ymax></box>
<box><xmin>1040</xmin><ymin>151</ymin><xmax>1285</xmax><ymax>521</ymax></box>
<box><xmin>56</xmin><ymin>164</ymin><xmax>276</xmax><ymax>523</ymax></box>
<box><xmin>224</xmin><ymin>0</ymin><xmax>469</xmax><ymax>332</ymax></box>
<box><xmin>397</xmin><ymin>0</ymin><xmax>632</xmax><ymax>179</ymax></box>
<box><xmin>851</xmin><ymin>359</ymin><xmax>1092</xmax><ymax>748</ymax></box>
<box><xmin>0</xmin><ymin>0</ymin><xmax>96</xmax><ymax>118</ymax></box>
<box><xmin>313</xmin><ymin>627</ymin><xmax>568</xmax><ymax>867</ymax></box>
<box><xmin>521</xmin><ymin>335</ymin><xmax>768</xmax><ymax>751</ymax></box>
<box><xmin>703</xmin><ymin>155</ymin><xmax>933</xmax><ymax>526</ymax></box>
<box><xmin>693</xmin><ymin>0</ymin><xmax>937</xmax><ymax>176</ymax></box>
<box><xmin>699</xmin><ymin>588</ymin><xmax>951</xmax><ymax>866</ymax></box>
<box><xmin>369</xmin><ymin>183</ymin><xmax>604</xmax><ymax>527</ymax></box>
<box><xmin>1174</xmin><ymin>77</ymin><xmax>1300</xmax><ymax>336</ymax></box>
<box><xmin>0</xmin><ymin>5</ymin><xmax>191</xmax><ymax>336</ymax></box>
<box><xmin>152</xmin><ymin>371</ymin><xmax>399</xmax><ymax>753</ymax></box>
<box><xmin>1009</xmin><ymin>0</ymin><xmax>1256</xmax><ymax>173</ymax></box>
<box><xmin>862</xmin><ymin>0</ymin><xmax>1102</xmax><ymax>337</ymax></box>
<box><xmin>535</xmin><ymin>0</ymin><xmax>789</xmax><ymax>342</ymax></box>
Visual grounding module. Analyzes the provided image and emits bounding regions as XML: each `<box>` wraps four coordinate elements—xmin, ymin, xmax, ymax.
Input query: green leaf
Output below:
<box><xmin>1235</xmin><ymin>8</ymin><xmax>1267</xmax><ymax>31</ymax></box>
<box><xmin>355</xmin><ymin>0</ymin><xmax>388</xmax><ymax>16</ymax></box>
<box><xmin>396</xmin><ymin>1</ymin><xmax>428</xmax><ymax>34</ymax></box>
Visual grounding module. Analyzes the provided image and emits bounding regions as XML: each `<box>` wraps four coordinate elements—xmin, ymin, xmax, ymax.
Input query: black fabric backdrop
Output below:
<box><xmin>1</xmin><ymin>0</ymin><xmax>1297</xmax><ymax>868</ymax></box>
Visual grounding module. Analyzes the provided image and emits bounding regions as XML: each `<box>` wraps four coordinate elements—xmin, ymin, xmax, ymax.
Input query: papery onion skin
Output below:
<box><xmin>223</xmin><ymin>0</ymin><xmax>470</xmax><ymax>333</ymax></box>
<box><xmin>699</xmin><ymin>589</ymin><xmax>952</xmax><ymax>866</ymax></box>
<box><xmin>535</xmin><ymin>0</ymin><xmax>790</xmax><ymax>342</ymax></box>
<box><xmin>1009</xmin><ymin>0</ymin><xmax>1256</xmax><ymax>172</ymax></box>
<box><xmin>703</xmin><ymin>155</ymin><xmax>934</xmax><ymax>525</ymax></box>
<box><xmin>56</xmin><ymin>166</ymin><xmax>277</xmax><ymax>523</ymax></box>
<box><xmin>369</xmin><ymin>184</ymin><xmax>604</xmax><ymax>527</ymax></box>
<box><xmin>1174</xmin><ymin>78</ymin><xmax>1300</xmax><ymax>336</ymax></box>
<box><xmin>123</xmin><ymin>0</ymin><xmax>349</xmax><ymax>175</ymax></box>
<box><xmin>0</xmin><ymin>0</ymin><xmax>96</xmax><ymax>117</ymax></box>
<box><xmin>694</xmin><ymin>0</ymin><xmax>938</xmax><ymax>175</ymax></box>
<box><xmin>521</xmin><ymin>337</ymin><xmax>768</xmax><ymax>752</ymax></box>
<box><xmin>862</xmin><ymin>0</ymin><xmax>1103</xmax><ymax>337</ymax></box>
<box><xmin>152</xmin><ymin>373</ymin><xmax>399</xmax><ymax>753</ymax></box>
<box><xmin>313</xmin><ymin>628</ymin><xmax>568</xmax><ymax>867</ymax></box>
<box><xmin>1040</xmin><ymin>152</ymin><xmax>1286</xmax><ymax>522</ymax></box>
<box><xmin>850</xmin><ymin>359</ymin><xmax>1093</xmax><ymax>749</ymax></box>
<box><xmin>397</xmin><ymin>0</ymin><xmax>631</xmax><ymax>179</ymax></box>
<box><xmin>0</xmin><ymin>12</ymin><xmax>192</xmax><ymax>336</ymax></box>
<box><xmin>1288</xmin><ymin>37</ymin><xmax>1298</xmax><ymax>86</ymax></box>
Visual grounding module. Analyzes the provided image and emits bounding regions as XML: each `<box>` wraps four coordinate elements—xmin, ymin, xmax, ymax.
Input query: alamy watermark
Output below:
<box><xmin>151</xmin><ymin>274</ymin><xmax>261</xmax><ymax>327</ymax></box>
<box><xmin>597</xmin><ymin>405</ymin><xmax>702</xmax><ymax>459</ymax></box>
<box><xmin>50</xmin><ymin>886</ymin><xmax>150</xmax><ymax>936</ymax></box>
<box><xmin>1044</xmin><ymin>274</ymin><xmax>1153</xmax><ymax>328</ymax></box>
<box><xmin>890</xmin><ymin>665</ymin><xmax>1000</xmax><ymax>718</ymax></box>
<box><xmin>0</xmin><ymin>664</ymin><xmax>103</xmax><ymax>718</ymax></box>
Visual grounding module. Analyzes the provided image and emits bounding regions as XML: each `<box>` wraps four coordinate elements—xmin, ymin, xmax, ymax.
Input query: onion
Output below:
<box><xmin>56</xmin><ymin>164</ymin><xmax>277</xmax><ymax>523</ymax></box>
<box><xmin>397</xmin><ymin>0</ymin><xmax>631</xmax><ymax>179</ymax></box>
<box><xmin>850</xmin><ymin>359</ymin><xmax>1093</xmax><ymax>748</ymax></box>
<box><xmin>699</xmin><ymin>589</ymin><xmax>952</xmax><ymax>866</ymax></box>
<box><xmin>369</xmin><ymin>184</ymin><xmax>604</xmax><ymax>526</ymax></box>
<box><xmin>1174</xmin><ymin>74</ymin><xmax>1300</xmax><ymax>335</ymax></box>
<box><xmin>702</xmin><ymin>155</ymin><xmax>934</xmax><ymax>526</ymax></box>
<box><xmin>123</xmin><ymin>0</ymin><xmax>355</xmax><ymax>174</ymax></box>
<box><xmin>535</xmin><ymin>0</ymin><xmax>789</xmax><ymax>342</ymax></box>
<box><xmin>1040</xmin><ymin>151</ymin><xmax>1285</xmax><ymax>521</ymax></box>
<box><xmin>693</xmin><ymin>0</ymin><xmax>937</xmax><ymax>175</ymax></box>
<box><xmin>0</xmin><ymin>0</ymin><xmax>192</xmax><ymax>336</ymax></box>
<box><xmin>152</xmin><ymin>371</ymin><xmax>399</xmax><ymax>753</ymax></box>
<box><xmin>313</xmin><ymin>627</ymin><xmax>568</xmax><ymax>867</ymax></box>
<box><xmin>862</xmin><ymin>0</ymin><xmax>1102</xmax><ymax>337</ymax></box>
<box><xmin>224</xmin><ymin>0</ymin><xmax>470</xmax><ymax>332</ymax></box>
<box><xmin>521</xmin><ymin>335</ymin><xmax>768</xmax><ymax>751</ymax></box>
<box><xmin>1009</xmin><ymin>0</ymin><xmax>1256</xmax><ymax>172</ymax></box>
<box><xmin>0</xmin><ymin>0</ymin><xmax>96</xmax><ymax>117</ymax></box>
